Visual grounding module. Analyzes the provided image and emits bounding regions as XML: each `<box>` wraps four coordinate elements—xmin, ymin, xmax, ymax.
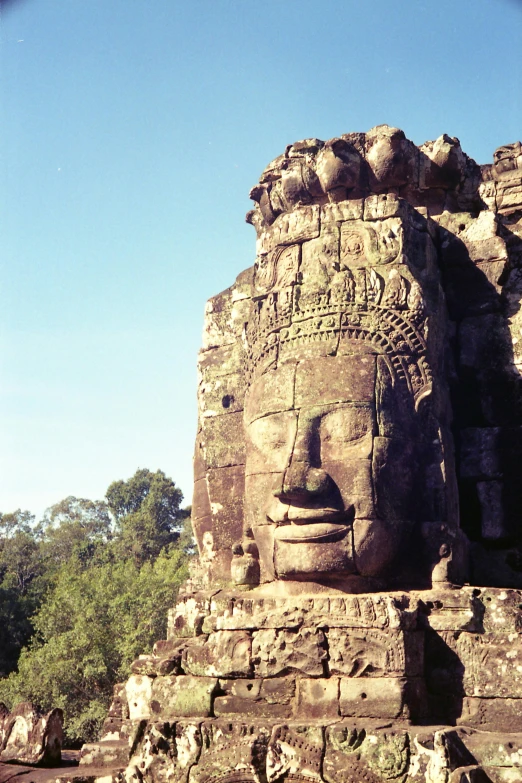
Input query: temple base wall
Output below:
<box><xmin>72</xmin><ymin>584</ymin><xmax>522</xmax><ymax>782</ymax></box>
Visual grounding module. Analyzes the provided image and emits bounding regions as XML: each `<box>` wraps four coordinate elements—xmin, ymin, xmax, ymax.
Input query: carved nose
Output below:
<box><xmin>274</xmin><ymin>463</ymin><xmax>331</xmax><ymax>501</ymax></box>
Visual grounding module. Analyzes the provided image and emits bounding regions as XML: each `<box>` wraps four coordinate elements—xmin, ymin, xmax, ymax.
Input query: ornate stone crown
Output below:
<box><xmin>244</xmin><ymin>282</ymin><xmax>432</xmax><ymax>406</ymax></box>
<box><xmin>243</xmin><ymin>197</ymin><xmax>434</xmax><ymax>407</ymax></box>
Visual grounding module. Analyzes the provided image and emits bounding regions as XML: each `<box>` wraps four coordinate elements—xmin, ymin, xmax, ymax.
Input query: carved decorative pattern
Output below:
<box><xmin>255</xmin><ymin>246</ymin><xmax>301</xmax><ymax>294</ymax></box>
<box><xmin>366</xmin><ymin>732</ymin><xmax>410</xmax><ymax>780</ymax></box>
<box><xmin>244</xmin><ymin>291</ymin><xmax>431</xmax><ymax>405</ymax></box>
<box><xmin>195</xmin><ymin>723</ymin><xmax>270</xmax><ymax>783</ymax></box>
<box><xmin>327</xmin><ymin>725</ymin><xmax>366</xmax><ymax>753</ymax></box>
<box><xmin>340</xmin><ymin>221</ymin><xmax>403</xmax><ymax>267</ymax></box>
<box><xmin>267</xmin><ymin>725</ymin><xmax>324</xmax><ymax>783</ymax></box>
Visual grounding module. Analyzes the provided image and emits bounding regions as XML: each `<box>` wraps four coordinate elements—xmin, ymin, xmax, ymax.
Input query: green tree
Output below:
<box><xmin>0</xmin><ymin>546</ymin><xmax>189</xmax><ymax>744</ymax></box>
<box><xmin>0</xmin><ymin>470</ymin><xmax>194</xmax><ymax>744</ymax></box>
<box><xmin>106</xmin><ymin>469</ymin><xmax>187</xmax><ymax>563</ymax></box>
<box><xmin>0</xmin><ymin>510</ymin><xmax>39</xmax><ymax>593</ymax></box>
<box><xmin>0</xmin><ymin>510</ymin><xmax>41</xmax><ymax>676</ymax></box>
<box><xmin>177</xmin><ymin>507</ymin><xmax>196</xmax><ymax>555</ymax></box>
<box><xmin>37</xmin><ymin>496</ymin><xmax>113</xmax><ymax>569</ymax></box>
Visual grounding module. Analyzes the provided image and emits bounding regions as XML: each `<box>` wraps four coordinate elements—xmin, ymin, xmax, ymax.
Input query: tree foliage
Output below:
<box><xmin>0</xmin><ymin>510</ymin><xmax>43</xmax><ymax>676</ymax></box>
<box><xmin>107</xmin><ymin>469</ymin><xmax>187</xmax><ymax>563</ymax></box>
<box><xmin>0</xmin><ymin>469</ymin><xmax>193</xmax><ymax>745</ymax></box>
<box><xmin>0</xmin><ymin>510</ymin><xmax>40</xmax><ymax>594</ymax></box>
<box><xmin>37</xmin><ymin>496</ymin><xmax>113</xmax><ymax>569</ymax></box>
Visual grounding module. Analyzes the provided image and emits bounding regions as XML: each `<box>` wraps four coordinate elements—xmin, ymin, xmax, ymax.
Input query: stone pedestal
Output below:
<box><xmin>72</xmin><ymin>585</ymin><xmax>522</xmax><ymax>782</ymax></box>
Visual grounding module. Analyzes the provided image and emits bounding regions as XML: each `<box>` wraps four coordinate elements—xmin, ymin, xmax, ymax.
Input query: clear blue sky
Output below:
<box><xmin>1</xmin><ymin>0</ymin><xmax>521</xmax><ymax>518</ymax></box>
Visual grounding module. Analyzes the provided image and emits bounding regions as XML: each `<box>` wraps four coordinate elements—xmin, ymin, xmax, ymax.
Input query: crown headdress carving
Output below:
<box><xmin>243</xmin><ymin>196</ymin><xmax>435</xmax><ymax>407</ymax></box>
<box><xmin>244</xmin><ymin>277</ymin><xmax>432</xmax><ymax>406</ymax></box>
<box><xmin>246</xmin><ymin>125</ymin><xmax>482</xmax><ymax>233</ymax></box>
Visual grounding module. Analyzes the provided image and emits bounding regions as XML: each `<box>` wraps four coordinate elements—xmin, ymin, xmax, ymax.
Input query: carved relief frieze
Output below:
<box><xmin>327</xmin><ymin>628</ymin><xmax>424</xmax><ymax>678</ymax></box>
<box><xmin>256</xmin><ymin>204</ymin><xmax>321</xmax><ymax>255</ymax></box>
<box><xmin>340</xmin><ymin>219</ymin><xmax>403</xmax><ymax>267</ymax></box>
<box><xmin>324</xmin><ymin>726</ymin><xmax>411</xmax><ymax>783</ymax></box>
<box><xmin>244</xmin><ymin>289</ymin><xmax>431</xmax><ymax>404</ymax></box>
<box><xmin>199</xmin><ymin>593</ymin><xmax>419</xmax><ymax>633</ymax></box>
<box><xmin>254</xmin><ymin>245</ymin><xmax>301</xmax><ymax>295</ymax></box>
<box><xmin>266</xmin><ymin>724</ymin><xmax>324</xmax><ymax>783</ymax></box>
<box><xmin>321</xmin><ymin>199</ymin><xmax>364</xmax><ymax>223</ymax></box>
<box><xmin>190</xmin><ymin>721</ymin><xmax>271</xmax><ymax>783</ymax></box>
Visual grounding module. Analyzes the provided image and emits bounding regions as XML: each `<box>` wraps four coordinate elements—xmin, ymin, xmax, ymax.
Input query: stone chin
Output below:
<box><xmin>258</xmin><ymin>517</ymin><xmax>405</xmax><ymax>582</ymax></box>
<box><xmin>273</xmin><ymin>521</ymin><xmax>352</xmax><ymax>580</ymax></box>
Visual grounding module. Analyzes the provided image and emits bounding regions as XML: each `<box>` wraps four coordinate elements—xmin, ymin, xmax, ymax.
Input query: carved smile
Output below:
<box><xmin>274</xmin><ymin>522</ymin><xmax>351</xmax><ymax>543</ymax></box>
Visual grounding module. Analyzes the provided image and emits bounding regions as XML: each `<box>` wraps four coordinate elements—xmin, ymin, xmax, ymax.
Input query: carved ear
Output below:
<box><xmin>375</xmin><ymin>354</ymin><xmax>417</xmax><ymax>439</ymax></box>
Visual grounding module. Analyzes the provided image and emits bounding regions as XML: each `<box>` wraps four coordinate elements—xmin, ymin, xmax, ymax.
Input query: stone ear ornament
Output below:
<box><xmin>231</xmin><ymin>538</ymin><xmax>260</xmax><ymax>587</ymax></box>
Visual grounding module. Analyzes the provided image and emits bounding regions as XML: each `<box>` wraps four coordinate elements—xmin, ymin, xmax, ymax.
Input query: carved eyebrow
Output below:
<box><xmin>298</xmin><ymin>402</ymin><xmax>375</xmax><ymax>417</ymax></box>
<box><xmin>244</xmin><ymin>407</ymin><xmax>295</xmax><ymax>425</ymax></box>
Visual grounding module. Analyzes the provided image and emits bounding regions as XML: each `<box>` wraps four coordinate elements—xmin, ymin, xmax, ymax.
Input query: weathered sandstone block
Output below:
<box><xmin>252</xmin><ymin>628</ymin><xmax>327</xmax><ymax>677</ymax></box>
<box><xmin>150</xmin><ymin>675</ymin><xmax>217</xmax><ymax>719</ymax></box>
<box><xmin>182</xmin><ymin>630</ymin><xmax>252</xmax><ymax>677</ymax></box>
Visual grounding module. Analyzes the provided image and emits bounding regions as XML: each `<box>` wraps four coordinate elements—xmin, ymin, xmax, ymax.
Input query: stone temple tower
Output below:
<box><xmin>44</xmin><ymin>128</ymin><xmax>522</xmax><ymax>781</ymax></box>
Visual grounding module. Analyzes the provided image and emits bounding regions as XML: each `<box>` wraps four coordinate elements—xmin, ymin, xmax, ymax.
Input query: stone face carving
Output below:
<box><xmin>238</xmin><ymin>182</ymin><xmax>459</xmax><ymax>589</ymax></box>
<box><xmin>194</xmin><ymin>126</ymin><xmax>522</xmax><ymax>592</ymax></box>
<box><xmin>31</xmin><ymin>127</ymin><xmax>522</xmax><ymax>783</ymax></box>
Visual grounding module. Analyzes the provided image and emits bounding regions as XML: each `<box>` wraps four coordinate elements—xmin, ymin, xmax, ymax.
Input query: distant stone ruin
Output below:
<box><xmin>6</xmin><ymin>126</ymin><xmax>522</xmax><ymax>782</ymax></box>
<box><xmin>0</xmin><ymin>702</ymin><xmax>63</xmax><ymax>766</ymax></box>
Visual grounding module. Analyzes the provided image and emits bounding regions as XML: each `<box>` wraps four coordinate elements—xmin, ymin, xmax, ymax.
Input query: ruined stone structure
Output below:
<box><xmin>0</xmin><ymin>702</ymin><xmax>63</xmax><ymax>766</ymax></box>
<box><xmin>3</xmin><ymin>127</ymin><xmax>522</xmax><ymax>782</ymax></box>
<box><xmin>191</xmin><ymin>127</ymin><xmax>522</xmax><ymax>592</ymax></box>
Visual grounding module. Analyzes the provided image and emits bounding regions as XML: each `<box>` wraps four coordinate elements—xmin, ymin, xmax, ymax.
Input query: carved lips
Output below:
<box><xmin>272</xmin><ymin>503</ymin><xmax>355</xmax><ymax>544</ymax></box>
<box><xmin>274</xmin><ymin>521</ymin><xmax>351</xmax><ymax>544</ymax></box>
